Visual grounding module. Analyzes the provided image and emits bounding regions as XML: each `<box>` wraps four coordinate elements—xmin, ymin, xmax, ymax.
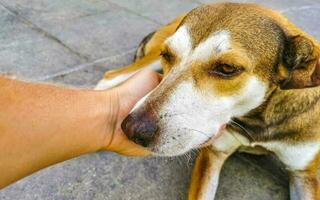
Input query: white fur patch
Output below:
<box><xmin>146</xmin><ymin>60</ymin><xmax>162</xmax><ymax>71</ymax></box>
<box><xmin>211</xmin><ymin>129</ymin><xmax>246</xmax><ymax>153</ymax></box>
<box><xmin>201</xmin><ymin>168</ymin><xmax>221</xmax><ymax>200</ymax></box>
<box><xmin>154</xmin><ymin>82</ymin><xmax>228</xmax><ymax>155</ymax></box>
<box><xmin>166</xmin><ymin>26</ymin><xmax>192</xmax><ymax>59</ymax></box>
<box><xmin>147</xmin><ymin>76</ymin><xmax>266</xmax><ymax>156</ymax></box>
<box><xmin>192</xmin><ymin>31</ymin><xmax>231</xmax><ymax>61</ymax></box>
<box><xmin>94</xmin><ymin>60</ymin><xmax>161</xmax><ymax>90</ymax></box>
<box><xmin>257</xmin><ymin>142</ymin><xmax>320</xmax><ymax>170</ymax></box>
<box><xmin>166</xmin><ymin>27</ymin><xmax>230</xmax><ymax>62</ymax></box>
<box><xmin>231</xmin><ymin>77</ymin><xmax>268</xmax><ymax>117</ymax></box>
<box><xmin>198</xmin><ymin>130</ymin><xmax>243</xmax><ymax>200</ymax></box>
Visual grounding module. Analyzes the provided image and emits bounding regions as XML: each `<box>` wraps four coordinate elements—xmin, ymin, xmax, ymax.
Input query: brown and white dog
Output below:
<box><xmin>95</xmin><ymin>3</ymin><xmax>320</xmax><ymax>200</ymax></box>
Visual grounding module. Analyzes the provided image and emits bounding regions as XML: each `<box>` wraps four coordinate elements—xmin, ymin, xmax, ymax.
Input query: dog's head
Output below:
<box><xmin>122</xmin><ymin>3</ymin><xmax>320</xmax><ymax>156</ymax></box>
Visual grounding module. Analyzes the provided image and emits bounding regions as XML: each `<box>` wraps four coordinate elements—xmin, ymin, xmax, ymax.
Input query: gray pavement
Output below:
<box><xmin>0</xmin><ymin>0</ymin><xmax>319</xmax><ymax>199</ymax></box>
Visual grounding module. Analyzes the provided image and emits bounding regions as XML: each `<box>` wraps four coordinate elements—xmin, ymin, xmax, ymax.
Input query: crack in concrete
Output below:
<box><xmin>0</xmin><ymin>1</ymin><xmax>89</xmax><ymax>62</ymax></box>
<box><xmin>105</xmin><ymin>0</ymin><xmax>164</xmax><ymax>25</ymax></box>
<box><xmin>34</xmin><ymin>48</ymin><xmax>136</xmax><ymax>81</ymax></box>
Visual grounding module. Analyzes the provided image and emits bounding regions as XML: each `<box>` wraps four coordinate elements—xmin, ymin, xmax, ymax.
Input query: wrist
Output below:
<box><xmin>92</xmin><ymin>88</ymin><xmax>121</xmax><ymax>152</ymax></box>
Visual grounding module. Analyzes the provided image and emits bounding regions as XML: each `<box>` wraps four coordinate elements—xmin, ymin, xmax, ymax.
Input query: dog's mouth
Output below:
<box><xmin>200</xmin><ymin>124</ymin><xmax>226</xmax><ymax>148</ymax></box>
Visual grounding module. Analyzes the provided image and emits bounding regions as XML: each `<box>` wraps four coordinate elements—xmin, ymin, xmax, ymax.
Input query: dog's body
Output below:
<box><xmin>96</xmin><ymin>3</ymin><xmax>320</xmax><ymax>200</ymax></box>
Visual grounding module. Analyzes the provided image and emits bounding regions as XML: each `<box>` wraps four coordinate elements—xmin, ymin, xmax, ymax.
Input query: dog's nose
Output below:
<box><xmin>121</xmin><ymin>105</ymin><xmax>158</xmax><ymax>147</ymax></box>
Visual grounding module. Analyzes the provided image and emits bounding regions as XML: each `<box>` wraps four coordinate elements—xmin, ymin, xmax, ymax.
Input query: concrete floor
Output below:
<box><xmin>0</xmin><ymin>0</ymin><xmax>319</xmax><ymax>199</ymax></box>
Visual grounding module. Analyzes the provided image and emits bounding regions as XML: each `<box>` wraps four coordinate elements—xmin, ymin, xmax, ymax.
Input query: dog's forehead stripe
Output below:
<box><xmin>192</xmin><ymin>31</ymin><xmax>231</xmax><ymax>61</ymax></box>
<box><xmin>167</xmin><ymin>26</ymin><xmax>231</xmax><ymax>62</ymax></box>
<box><xmin>166</xmin><ymin>26</ymin><xmax>192</xmax><ymax>58</ymax></box>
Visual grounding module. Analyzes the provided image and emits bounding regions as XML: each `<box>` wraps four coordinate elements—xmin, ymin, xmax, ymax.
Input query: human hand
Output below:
<box><xmin>101</xmin><ymin>69</ymin><xmax>161</xmax><ymax>156</ymax></box>
<box><xmin>0</xmin><ymin>71</ymin><xmax>160</xmax><ymax>187</ymax></box>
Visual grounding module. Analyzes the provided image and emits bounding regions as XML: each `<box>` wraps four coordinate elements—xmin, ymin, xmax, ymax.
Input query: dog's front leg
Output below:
<box><xmin>188</xmin><ymin>148</ymin><xmax>229</xmax><ymax>200</ymax></box>
<box><xmin>289</xmin><ymin>167</ymin><xmax>320</xmax><ymax>200</ymax></box>
<box><xmin>188</xmin><ymin>130</ymin><xmax>242</xmax><ymax>200</ymax></box>
<box><xmin>261</xmin><ymin>142</ymin><xmax>320</xmax><ymax>200</ymax></box>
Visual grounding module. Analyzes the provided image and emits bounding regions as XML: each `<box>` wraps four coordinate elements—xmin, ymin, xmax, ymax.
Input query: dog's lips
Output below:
<box><xmin>200</xmin><ymin>124</ymin><xmax>226</xmax><ymax>148</ymax></box>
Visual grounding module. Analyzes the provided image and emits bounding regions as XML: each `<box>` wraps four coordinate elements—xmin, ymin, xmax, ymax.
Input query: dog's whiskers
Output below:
<box><xmin>160</xmin><ymin>112</ymin><xmax>187</xmax><ymax>119</ymax></box>
<box><xmin>229</xmin><ymin>119</ymin><xmax>255</xmax><ymax>142</ymax></box>
<box><xmin>185</xmin><ymin>152</ymin><xmax>193</xmax><ymax>167</ymax></box>
<box><xmin>182</xmin><ymin>127</ymin><xmax>211</xmax><ymax>140</ymax></box>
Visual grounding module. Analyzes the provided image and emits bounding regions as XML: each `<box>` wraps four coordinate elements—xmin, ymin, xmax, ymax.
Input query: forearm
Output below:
<box><xmin>0</xmin><ymin>77</ymin><xmax>108</xmax><ymax>188</ymax></box>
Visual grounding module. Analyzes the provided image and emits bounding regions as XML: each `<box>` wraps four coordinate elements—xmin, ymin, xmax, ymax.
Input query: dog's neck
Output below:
<box><xmin>230</xmin><ymin>86</ymin><xmax>320</xmax><ymax>143</ymax></box>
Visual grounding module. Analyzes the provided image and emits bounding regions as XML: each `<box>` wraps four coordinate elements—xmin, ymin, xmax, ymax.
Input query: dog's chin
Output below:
<box><xmin>200</xmin><ymin>124</ymin><xmax>226</xmax><ymax>147</ymax></box>
<box><xmin>151</xmin><ymin>146</ymin><xmax>198</xmax><ymax>157</ymax></box>
<box><xmin>150</xmin><ymin>124</ymin><xmax>227</xmax><ymax>157</ymax></box>
<box><xmin>149</xmin><ymin>140</ymin><xmax>198</xmax><ymax>157</ymax></box>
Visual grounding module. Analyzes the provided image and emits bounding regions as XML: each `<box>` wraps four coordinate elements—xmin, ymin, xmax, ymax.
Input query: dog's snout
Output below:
<box><xmin>121</xmin><ymin>106</ymin><xmax>158</xmax><ymax>147</ymax></box>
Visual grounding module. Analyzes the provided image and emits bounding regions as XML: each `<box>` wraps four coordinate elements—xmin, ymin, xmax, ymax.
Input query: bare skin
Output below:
<box><xmin>0</xmin><ymin>69</ymin><xmax>161</xmax><ymax>189</ymax></box>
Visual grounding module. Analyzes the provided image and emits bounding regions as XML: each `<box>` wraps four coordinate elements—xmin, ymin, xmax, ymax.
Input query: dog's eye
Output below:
<box><xmin>160</xmin><ymin>51</ymin><xmax>174</xmax><ymax>64</ymax></box>
<box><xmin>209</xmin><ymin>64</ymin><xmax>242</xmax><ymax>78</ymax></box>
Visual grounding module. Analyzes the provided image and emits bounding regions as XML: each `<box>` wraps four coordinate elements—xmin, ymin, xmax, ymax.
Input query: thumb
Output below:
<box><xmin>117</xmin><ymin>69</ymin><xmax>161</xmax><ymax>109</ymax></box>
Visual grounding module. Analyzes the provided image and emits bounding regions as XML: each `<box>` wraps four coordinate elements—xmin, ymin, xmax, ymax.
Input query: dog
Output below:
<box><xmin>95</xmin><ymin>3</ymin><xmax>320</xmax><ymax>200</ymax></box>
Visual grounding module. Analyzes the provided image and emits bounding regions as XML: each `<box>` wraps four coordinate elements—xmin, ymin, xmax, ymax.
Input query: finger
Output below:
<box><xmin>108</xmin><ymin>131</ymin><xmax>151</xmax><ymax>156</ymax></box>
<box><xmin>116</xmin><ymin>141</ymin><xmax>151</xmax><ymax>157</ymax></box>
<box><xmin>118</xmin><ymin>69</ymin><xmax>161</xmax><ymax>107</ymax></box>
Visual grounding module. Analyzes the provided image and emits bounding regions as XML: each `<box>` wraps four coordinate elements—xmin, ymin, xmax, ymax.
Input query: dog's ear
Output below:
<box><xmin>278</xmin><ymin>35</ymin><xmax>320</xmax><ymax>89</ymax></box>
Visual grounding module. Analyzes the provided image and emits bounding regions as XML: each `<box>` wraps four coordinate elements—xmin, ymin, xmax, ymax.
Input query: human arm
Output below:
<box><xmin>0</xmin><ymin>69</ymin><xmax>160</xmax><ymax>188</ymax></box>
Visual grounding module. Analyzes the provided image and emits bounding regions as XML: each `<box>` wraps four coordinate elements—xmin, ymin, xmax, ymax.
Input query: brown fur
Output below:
<box><xmin>188</xmin><ymin>149</ymin><xmax>229</xmax><ymax>200</ymax></box>
<box><xmin>99</xmin><ymin>3</ymin><xmax>320</xmax><ymax>199</ymax></box>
